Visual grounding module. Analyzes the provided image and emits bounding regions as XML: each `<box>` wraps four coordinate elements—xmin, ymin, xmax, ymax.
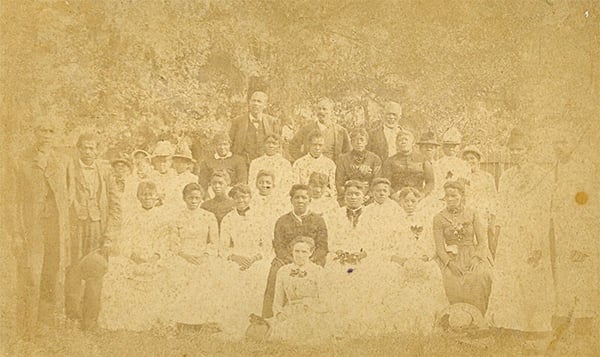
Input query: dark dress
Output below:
<box><xmin>381</xmin><ymin>151</ymin><xmax>434</xmax><ymax>194</ymax></box>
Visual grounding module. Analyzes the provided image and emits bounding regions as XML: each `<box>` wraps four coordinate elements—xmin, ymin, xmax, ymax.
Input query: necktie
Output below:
<box><xmin>346</xmin><ymin>208</ymin><xmax>362</xmax><ymax>228</ymax></box>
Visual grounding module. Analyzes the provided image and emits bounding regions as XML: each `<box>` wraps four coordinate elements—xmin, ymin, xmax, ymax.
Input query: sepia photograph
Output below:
<box><xmin>1</xmin><ymin>0</ymin><xmax>599</xmax><ymax>356</ymax></box>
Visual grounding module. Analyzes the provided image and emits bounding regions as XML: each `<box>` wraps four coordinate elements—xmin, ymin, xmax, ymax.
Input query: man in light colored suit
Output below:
<box><xmin>230</xmin><ymin>90</ymin><xmax>281</xmax><ymax>163</ymax></box>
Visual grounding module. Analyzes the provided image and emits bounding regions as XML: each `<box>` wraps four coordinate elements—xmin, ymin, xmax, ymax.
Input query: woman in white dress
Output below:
<box><xmin>166</xmin><ymin>183</ymin><xmax>226</xmax><ymax>332</ymax></box>
<box><xmin>487</xmin><ymin>129</ymin><xmax>554</xmax><ymax>335</ymax></box>
<box><xmin>99</xmin><ymin>181</ymin><xmax>173</xmax><ymax>332</ymax></box>
<box><xmin>270</xmin><ymin>237</ymin><xmax>333</xmax><ymax>345</ymax></box>
<box><xmin>220</xmin><ymin>184</ymin><xmax>274</xmax><ymax>338</ymax></box>
<box><xmin>307</xmin><ymin>172</ymin><xmax>339</xmax><ymax>217</ymax></box>
<box><xmin>383</xmin><ymin>187</ymin><xmax>447</xmax><ymax>333</ymax></box>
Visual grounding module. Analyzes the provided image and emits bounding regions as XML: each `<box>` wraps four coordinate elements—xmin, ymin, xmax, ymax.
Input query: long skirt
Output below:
<box><xmin>439</xmin><ymin>245</ymin><xmax>492</xmax><ymax>315</ymax></box>
<box><xmin>269</xmin><ymin>301</ymin><xmax>334</xmax><ymax>345</ymax></box>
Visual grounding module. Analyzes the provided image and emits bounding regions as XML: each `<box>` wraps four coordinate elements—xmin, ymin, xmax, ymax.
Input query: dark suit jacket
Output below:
<box><xmin>273</xmin><ymin>212</ymin><xmax>328</xmax><ymax>267</ymax></box>
<box><xmin>289</xmin><ymin>121</ymin><xmax>352</xmax><ymax>162</ymax></box>
<box><xmin>229</xmin><ymin>113</ymin><xmax>280</xmax><ymax>161</ymax></box>
<box><xmin>8</xmin><ymin>147</ymin><xmax>73</xmax><ymax>269</ymax></box>
<box><xmin>367</xmin><ymin>126</ymin><xmax>390</xmax><ymax>161</ymax></box>
<box><xmin>71</xmin><ymin>159</ymin><xmax>121</xmax><ymax>239</ymax></box>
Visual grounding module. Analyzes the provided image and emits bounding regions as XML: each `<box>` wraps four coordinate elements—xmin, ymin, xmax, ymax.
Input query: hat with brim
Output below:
<box><xmin>152</xmin><ymin>141</ymin><xmax>174</xmax><ymax>158</ymax></box>
<box><xmin>462</xmin><ymin>145</ymin><xmax>483</xmax><ymax>160</ymax></box>
<box><xmin>417</xmin><ymin>131</ymin><xmax>440</xmax><ymax>146</ymax></box>
<box><xmin>442</xmin><ymin>127</ymin><xmax>462</xmax><ymax>145</ymax></box>
<box><xmin>437</xmin><ymin>303</ymin><xmax>487</xmax><ymax>330</ymax></box>
<box><xmin>110</xmin><ymin>153</ymin><xmax>133</xmax><ymax>168</ymax></box>
<box><xmin>172</xmin><ymin>144</ymin><xmax>196</xmax><ymax>163</ymax></box>
<box><xmin>131</xmin><ymin>149</ymin><xmax>151</xmax><ymax>160</ymax></box>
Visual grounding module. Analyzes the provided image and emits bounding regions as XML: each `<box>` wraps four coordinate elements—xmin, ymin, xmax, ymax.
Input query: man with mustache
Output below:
<box><xmin>289</xmin><ymin>97</ymin><xmax>351</xmax><ymax>163</ymax></box>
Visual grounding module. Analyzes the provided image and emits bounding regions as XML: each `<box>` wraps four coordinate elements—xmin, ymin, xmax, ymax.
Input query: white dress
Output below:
<box><xmin>248</xmin><ymin>153</ymin><xmax>294</xmax><ymax>199</ymax></box>
<box><xmin>219</xmin><ymin>208</ymin><xmax>274</xmax><ymax>338</ymax></box>
<box><xmin>270</xmin><ymin>262</ymin><xmax>334</xmax><ymax>345</ymax></box>
<box><xmin>99</xmin><ymin>205</ymin><xmax>173</xmax><ymax>331</ymax></box>
<box><xmin>165</xmin><ymin>207</ymin><xmax>229</xmax><ymax>325</ymax></box>
<box><xmin>292</xmin><ymin>154</ymin><xmax>337</xmax><ymax>197</ymax></box>
<box><xmin>487</xmin><ymin>163</ymin><xmax>555</xmax><ymax>332</ymax></box>
<box><xmin>381</xmin><ymin>210</ymin><xmax>447</xmax><ymax>333</ymax></box>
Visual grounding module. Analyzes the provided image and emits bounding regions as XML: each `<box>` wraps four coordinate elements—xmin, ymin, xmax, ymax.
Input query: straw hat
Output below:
<box><xmin>442</xmin><ymin>127</ymin><xmax>462</xmax><ymax>145</ymax></box>
<box><xmin>152</xmin><ymin>141</ymin><xmax>174</xmax><ymax>158</ymax></box>
<box><xmin>462</xmin><ymin>145</ymin><xmax>483</xmax><ymax>160</ymax></box>
<box><xmin>172</xmin><ymin>144</ymin><xmax>196</xmax><ymax>163</ymax></box>
<box><xmin>417</xmin><ymin>131</ymin><xmax>440</xmax><ymax>146</ymax></box>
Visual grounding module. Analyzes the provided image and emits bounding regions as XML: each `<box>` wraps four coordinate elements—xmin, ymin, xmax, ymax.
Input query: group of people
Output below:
<box><xmin>9</xmin><ymin>91</ymin><xmax>597</xmax><ymax>346</ymax></box>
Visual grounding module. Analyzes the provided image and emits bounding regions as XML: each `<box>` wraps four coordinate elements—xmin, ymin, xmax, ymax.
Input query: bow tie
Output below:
<box><xmin>289</xmin><ymin>268</ymin><xmax>307</xmax><ymax>278</ymax></box>
<box><xmin>237</xmin><ymin>207</ymin><xmax>250</xmax><ymax>216</ymax></box>
<box><xmin>346</xmin><ymin>208</ymin><xmax>362</xmax><ymax>228</ymax></box>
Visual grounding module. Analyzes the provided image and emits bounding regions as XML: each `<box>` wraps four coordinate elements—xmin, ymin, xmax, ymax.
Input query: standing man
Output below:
<box><xmin>261</xmin><ymin>184</ymin><xmax>328</xmax><ymax>318</ymax></box>
<box><xmin>367</xmin><ymin>101</ymin><xmax>404</xmax><ymax>161</ymax></box>
<box><xmin>9</xmin><ymin>119</ymin><xmax>72</xmax><ymax>338</ymax></box>
<box><xmin>65</xmin><ymin>133</ymin><xmax>120</xmax><ymax>330</ymax></box>
<box><xmin>289</xmin><ymin>97</ymin><xmax>351</xmax><ymax>163</ymax></box>
<box><xmin>230</xmin><ymin>90</ymin><xmax>281</xmax><ymax>164</ymax></box>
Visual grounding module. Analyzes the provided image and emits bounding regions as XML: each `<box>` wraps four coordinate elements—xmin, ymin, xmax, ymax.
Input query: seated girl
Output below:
<box><xmin>250</xmin><ymin>169</ymin><xmax>288</xmax><ymax>222</ymax></box>
<box><xmin>99</xmin><ymin>181</ymin><xmax>173</xmax><ymax>332</ymax></box>
<box><xmin>381</xmin><ymin>186</ymin><xmax>448</xmax><ymax>333</ymax></box>
<box><xmin>361</xmin><ymin>178</ymin><xmax>404</xmax><ymax>250</ymax></box>
<box><xmin>166</xmin><ymin>183</ymin><xmax>226</xmax><ymax>333</ymax></box>
<box><xmin>307</xmin><ymin>172</ymin><xmax>339</xmax><ymax>216</ymax></box>
<box><xmin>270</xmin><ymin>236</ymin><xmax>333</xmax><ymax>345</ymax></box>
<box><xmin>219</xmin><ymin>184</ymin><xmax>274</xmax><ymax>338</ymax></box>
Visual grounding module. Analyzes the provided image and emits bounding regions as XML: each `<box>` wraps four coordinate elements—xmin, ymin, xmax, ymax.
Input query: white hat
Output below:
<box><xmin>152</xmin><ymin>141</ymin><xmax>174</xmax><ymax>158</ymax></box>
<box><xmin>442</xmin><ymin>127</ymin><xmax>462</xmax><ymax>144</ymax></box>
<box><xmin>462</xmin><ymin>145</ymin><xmax>483</xmax><ymax>160</ymax></box>
<box><xmin>172</xmin><ymin>144</ymin><xmax>196</xmax><ymax>163</ymax></box>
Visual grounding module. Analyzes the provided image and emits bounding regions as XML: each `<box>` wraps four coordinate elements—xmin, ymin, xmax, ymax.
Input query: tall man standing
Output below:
<box><xmin>65</xmin><ymin>133</ymin><xmax>120</xmax><ymax>330</ymax></box>
<box><xmin>230</xmin><ymin>90</ymin><xmax>281</xmax><ymax>163</ymax></box>
<box><xmin>289</xmin><ymin>97</ymin><xmax>351</xmax><ymax>163</ymax></box>
<box><xmin>9</xmin><ymin>119</ymin><xmax>72</xmax><ymax>338</ymax></box>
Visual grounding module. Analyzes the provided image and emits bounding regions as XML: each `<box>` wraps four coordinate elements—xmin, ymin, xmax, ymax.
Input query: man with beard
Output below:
<box><xmin>367</xmin><ymin>101</ymin><xmax>405</xmax><ymax>161</ymax></box>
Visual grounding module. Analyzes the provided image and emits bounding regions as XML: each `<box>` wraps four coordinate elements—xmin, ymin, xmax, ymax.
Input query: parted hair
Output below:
<box><xmin>182</xmin><ymin>182</ymin><xmax>204</xmax><ymax>199</ymax></box>
<box><xmin>229</xmin><ymin>183</ymin><xmax>252</xmax><ymax>198</ymax></box>
<box><xmin>289</xmin><ymin>236</ymin><xmax>316</xmax><ymax>251</ymax></box>
<box><xmin>349</xmin><ymin>128</ymin><xmax>369</xmax><ymax>141</ymax></box>
<box><xmin>256</xmin><ymin>169</ymin><xmax>276</xmax><ymax>182</ymax></box>
<box><xmin>210</xmin><ymin>170</ymin><xmax>232</xmax><ymax>185</ymax></box>
<box><xmin>289</xmin><ymin>184</ymin><xmax>310</xmax><ymax>198</ymax></box>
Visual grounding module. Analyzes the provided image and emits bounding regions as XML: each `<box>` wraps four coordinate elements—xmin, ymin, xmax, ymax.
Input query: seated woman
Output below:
<box><xmin>433</xmin><ymin>180</ymin><xmax>492</xmax><ymax>315</ymax></box>
<box><xmin>361</xmin><ymin>178</ymin><xmax>403</xmax><ymax>249</ymax></box>
<box><xmin>99</xmin><ymin>181</ymin><xmax>173</xmax><ymax>332</ymax></box>
<box><xmin>270</xmin><ymin>236</ymin><xmax>333</xmax><ymax>345</ymax></box>
<box><xmin>381</xmin><ymin>186</ymin><xmax>447</xmax><ymax>333</ymax></box>
<box><xmin>166</xmin><ymin>183</ymin><xmax>225</xmax><ymax>333</ymax></box>
<box><xmin>250</xmin><ymin>169</ymin><xmax>288</xmax><ymax>222</ymax></box>
<box><xmin>220</xmin><ymin>184</ymin><xmax>274</xmax><ymax>338</ymax></box>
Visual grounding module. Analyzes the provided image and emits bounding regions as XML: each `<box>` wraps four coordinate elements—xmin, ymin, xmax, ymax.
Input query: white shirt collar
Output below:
<box><xmin>79</xmin><ymin>159</ymin><xmax>96</xmax><ymax>170</ymax></box>
<box><xmin>214</xmin><ymin>152</ymin><xmax>233</xmax><ymax>160</ymax></box>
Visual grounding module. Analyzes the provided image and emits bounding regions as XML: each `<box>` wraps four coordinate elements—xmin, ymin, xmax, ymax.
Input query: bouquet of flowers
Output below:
<box><xmin>410</xmin><ymin>225</ymin><xmax>424</xmax><ymax>240</ymax></box>
<box><xmin>333</xmin><ymin>249</ymin><xmax>366</xmax><ymax>265</ymax></box>
<box><xmin>451</xmin><ymin>222</ymin><xmax>466</xmax><ymax>242</ymax></box>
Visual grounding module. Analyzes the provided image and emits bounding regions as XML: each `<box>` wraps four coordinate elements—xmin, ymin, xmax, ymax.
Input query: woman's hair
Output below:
<box><xmin>443</xmin><ymin>180</ymin><xmax>466</xmax><ymax>196</ymax></box>
<box><xmin>344</xmin><ymin>179</ymin><xmax>366</xmax><ymax>192</ymax></box>
<box><xmin>289</xmin><ymin>184</ymin><xmax>310</xmax><ymax>198</ymax></box>
<box><xmin>307</xmin><ymin>130</ymin><xmax>324</xmax><ymax>143</ymax></box>
<box><xmin>349</xmin><ymin>128</ymin><xmax>369</xmax><ymax>141</ymax></box>
<box><xmin>308</xmin><ymin>172</ymin><xmax>328</xmax><ymax>187</ymax></box>
<box><xmin>228</xmin><ymin>183</ymin><xmax>252</xmax><ymax>198</ymax></box>
<box><xmin>256</xmin><ymin>169</ymin><xmax>276</xmax><ymax>182</ymax></box>
<box><xmin>370</xmin><ymin>177</ymin><xmax>391</xmax><ymax>189</ymax></box>
<box><xmin>210</xmin><ymin>170</ymin><xmax>232</xmax><ymax>185</ymax></box>
<box><xmin>263</xmin><ymin>133</ymin><xmax>281</xmax><ymax>143</ymax></box>
<box><xmin>137</xmin><ymin>181</ymin><xmax>158</xmax><ymax>197</ymax></box>
<box><xmin>212</xmin><ymin>132</ymin><xmax>231</xmax><ymax>145</ymax></box>
<box><xmin>395</xmin><ymin>186</ymin><xmax>422</xmax><ymax>200</ymax></box>
<box><xmin>182</xmin><ymin>182</ymin><xmax>204</xmax><ymax>199</ymax></box>
<box><xmin>289</xmin><ymin>236</ymin><xmax>315</xmax><ymax>251</ymax></box>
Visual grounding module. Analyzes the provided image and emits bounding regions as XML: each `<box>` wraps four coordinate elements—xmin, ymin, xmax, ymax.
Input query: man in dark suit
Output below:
<box><xmin>8</xmin><ymin>119</ymin><xmax>73</xmax><ymax>338</ymax></box>
<box><xmin>261</xmin><ymin>184</ymin><xmax>328</xmax><ymax>318</ymax></box>
<box><xmin>289</xmin><ymin>97</ymin><xmax>351</xmax><ymax>163</ymax></box>
<box><xmin>367</xmin><ymin>101</ymin><xmax>404</xmax><ymax>161</ymax></box>
<box><xmin>65</xmin><ymin>133</ymin><xmax>120</xmax><ymax>330</ymax></box>
<box><xmin>229</xmin><ymin>90</ymin><xmax>281</xmax><ymax>163</ymax></box>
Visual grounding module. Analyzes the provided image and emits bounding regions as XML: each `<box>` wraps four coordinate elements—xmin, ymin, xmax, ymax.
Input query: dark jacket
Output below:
<box><xmin>367</xmin><ymin>125</ymin><xmax>391</xmax><ymax>161</ymax></box>
<box><xmin>273</xmin><ymin>212</ymin><xmax>328</xmax><ymax>266</ymax></box>
<box><xmin>230</xmin><ymin>113</ymin><xmax>280</xmax><ymax>162</ymax></box>
<box><xmin>289</xmin><ymin>121</ymin><xmax>351</xmax><ymax>163</ymax></box>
